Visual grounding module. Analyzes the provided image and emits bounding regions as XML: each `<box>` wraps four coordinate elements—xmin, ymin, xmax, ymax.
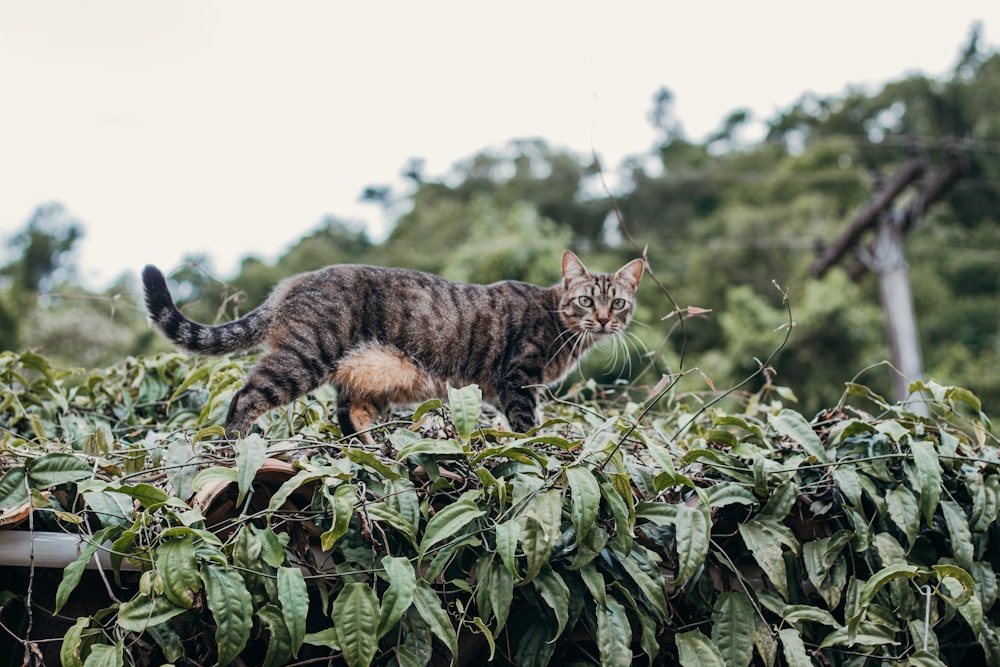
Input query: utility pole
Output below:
<box><xmin>810</xmin><ymin>151</ymin><xmax>967</xmax><ymax>415</ymax></box>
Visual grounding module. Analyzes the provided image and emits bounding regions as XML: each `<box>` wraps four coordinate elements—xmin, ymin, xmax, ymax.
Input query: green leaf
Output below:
<box><xmin>615</xmin><ymin>544</ymin><xmax>668</xmax><ymax>622</ymax></box>
<box><xmin>520</xmin><ymin>515</ymin><xmax>554</xmax><ymax>583</ymax></box>
<box><xmin>81</xmin><ymin>639</ymin><xmax>124</xmax><ymax>667</ymax></box>
<box><xmin>676</xmin><ymin>629</ymin><xmax>725</xmax><ymax>667</ymax></box>
<box><xmin>60</xmin><ymin>616</ymin><xmax>90</xmax><ymax>667</ymax></box>
<box><xmin>27</xmin><ymin>453</ymin><xmax>91</xmax><ymax>487</ymax></box>
<box><xmin>156</xmin><ymin>536</ymin><xmax>201</xmax><ymax>609</ymax></box>
<box><xmin>412</xmin><ymin>397</ymin><xmax>444</xmax><ymax>422</ymax></box>
<box><xmin>910</xmin><ymin>440</ymin><xmax>942</xmax><ymax>526</ymax></box>
<box><xmin>56</xmin><ymin>526</ymin><xmax>119</xmax><ymax>614</ymax></box>
<box><xmin>277</xmin><ymin>566</ymin><xmax>308</xmax><ymax>658</ymax></box>
<box><xmin>201</xmin><ymin>563</ymin><xmax>253</xmax><ymax>666</ymax></box>
<box><xmin>704</xmin><ymin>483</ymin><xmax>756</xmax><ymax>508</ymax></box>
<box><xmin>366</xmin><ymin>502</ymin><xmax>418</xmax><ymax>547</ymax></box>
<box><xmin>565</xmin><ymin>464</ymin><xmax>601</xmax><ymax>541</ymax></box>
<box><xmin>235</xmin><ymin>433</ymin><xmax>267</xmax><ymax>506</ymax></box>
<box><xmin>418</xmin><ymin>494</ymin><xmax>484</xmax><ymax>562</ymax></box>
<box><xmin>940</xmin><ymin>500</ymin><xmax>974</xmax><ymax>571</ymax></box>
<box><xmin>782</xmin><ymin>604</ymin><xmax>841</xmax><ymax>628</ymax></box>
<box><xmin>332</xmin><ymin>582</ymin><xmax>380</xmax><ymax>667</ymax></box>
<box><xmin>495</xmin><ymin>519</ymin><xmax>520</xmax><ymax>577</ymax></box>
<box><xmin>778</xmin><ymin>627</ymin><xmax>811</xmax><ymax>667</ymax></box>
<box><xmin>320</xmin><ymin>483</ymin><xmax>357</xmax><ymax>551</ymax></box>
<box><xmin>0</xmin><ymin>466</ymin><xmax>28</xmax><ymax>511</ymax></box>
<box><xmin>712</xmin><ymin>592</ymin><xmax>755</xmax><ymax>667</ymax></box>
<box><xmin>257</xmin><ymin>604</ymin><xmax>293</xmax><ymax>667</ymax></box>
<box><xmin>117</xmin><ymin>595</ymin><xmax>185</xmax><ymax>632</ymax></box>
<box><xmin>378</xmin><ymin>555</ymin><xmax>417</xmax><ymax>640</ymax></box>
<box><xmin>413</xmin><ymin>581</ymin><xmax>458</xmax><ymax>661</ymax></box>
<box><xmin>738</xmin><ymin>519</ymin><xmax>790</xmax><ymax>600</ymax></box>
<box><xmin>673</xmin><ymin>503</ymin><xmax>711</xmax><ymax>585</ymax></box>
<box><xmin>600</xmin><ymin>480</ymin><xmax>634</xmax><ymax>553</ymax></box>
<box><xmin>768</xmin><ymin>409</ymin><xmax>828</xmax><ymax>462</ymax></box>
<box><xmin>303</xmin><ymin>627</ymin><xmax>340</xmax><ymax>650</ymax></box>
<box><xmin>448</xmin><ymin>383</ymin><xmax>483</xmax><ymax>442</ymax></box>
<box><xmin>533</xmin><ymin>566</ymin><xmax>570</xmax><ymax>638</ymax></box>
<box><xmin>596</xmin><ymin>596</ymin><xmax>633</xmax><ymax>667</ymax></box>
<box><xmin>343</xmin><ymin>447</ymin><xmax>400</xmax><ymax>480</ymax></box>
<box><xmin>887</xmin><ymin>485</ymin><xmax>920</xmax><ymax>547</ymax></box>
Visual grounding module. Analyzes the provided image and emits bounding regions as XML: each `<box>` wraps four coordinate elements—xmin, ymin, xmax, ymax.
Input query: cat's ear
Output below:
<box><xmin>616</xmin><ymin>258</ymin><xmax>644</xmax><ymax>290</ymax></box>
<box><xmin>561</xmin><ymin>250</ymin><xmax>589</xmax><ymax>285</ymax></box>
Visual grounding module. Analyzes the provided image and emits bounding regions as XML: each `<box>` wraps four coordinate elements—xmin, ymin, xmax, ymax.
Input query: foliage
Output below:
<box><xmin>2</xmin><ymin>347</ymin><xmax>1000</xmax><ymax>666</ymax></box>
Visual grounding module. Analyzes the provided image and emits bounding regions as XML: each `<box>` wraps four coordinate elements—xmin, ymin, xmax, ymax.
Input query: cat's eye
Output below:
<box><xmin>611</xmin><ymin>298</ymin><xmax>626</xmax><ymax>310</ymax></box>
<box><xmin>577</xmin><ymin>296</ymin><xmax>594</xmax><ymax>308</ymax></box>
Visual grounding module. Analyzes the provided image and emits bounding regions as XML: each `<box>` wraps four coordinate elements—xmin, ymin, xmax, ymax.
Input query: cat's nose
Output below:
<box><xmin>596</xmin><ymin>316</ymin><xmax>610</xmax><ymax>328</ymax></box>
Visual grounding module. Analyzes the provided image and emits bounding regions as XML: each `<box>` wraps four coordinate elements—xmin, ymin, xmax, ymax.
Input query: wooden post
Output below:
<box><xmin>870</xmin><ymin>211</ymin><xmax>929</xmax><ymax>416</ymax></box>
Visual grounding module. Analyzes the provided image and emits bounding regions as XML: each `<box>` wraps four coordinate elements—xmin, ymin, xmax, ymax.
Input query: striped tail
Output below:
<box><xmin>141</xmin><ymin>265</ymin><xmax>271</xmax><ymax>355</ymax></box>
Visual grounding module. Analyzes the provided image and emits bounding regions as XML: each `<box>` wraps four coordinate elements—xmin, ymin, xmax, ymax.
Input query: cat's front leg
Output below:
<box><xmin>498</xmin><ymin>383</ymin><xmax>539</xmax><ymax>434</ymax></box>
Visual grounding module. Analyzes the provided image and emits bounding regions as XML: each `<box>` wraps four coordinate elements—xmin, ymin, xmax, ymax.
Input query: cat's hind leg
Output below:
<box><xmin>334</xmin><ymin>390</ymin><xmax>384</xmax><ymax>445</ymax></box>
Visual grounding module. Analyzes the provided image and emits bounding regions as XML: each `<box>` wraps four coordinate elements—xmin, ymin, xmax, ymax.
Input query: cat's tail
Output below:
<box><xmin>142</xmin><ymin>265</ymin><xmax>272</xmax><ymax>355</ymax></box>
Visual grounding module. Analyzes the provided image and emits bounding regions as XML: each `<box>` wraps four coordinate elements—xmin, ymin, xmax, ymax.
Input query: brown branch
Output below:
<box><xmin>810</xmin><ymin>156</ymin><xmax>927</xmax><ymax>279</ymax></box>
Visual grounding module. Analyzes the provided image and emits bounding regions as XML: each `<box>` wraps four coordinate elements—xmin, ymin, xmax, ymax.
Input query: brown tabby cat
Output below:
<box><xmin>142</xmin><ymin>251</ymin><xmax>643</xmax><ymax>441</ymax></box>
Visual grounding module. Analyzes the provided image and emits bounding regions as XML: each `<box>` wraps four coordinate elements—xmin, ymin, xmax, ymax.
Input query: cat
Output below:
<box><xmin>142</xmin><ymin>250</ymin><xmax>643</xmax><ymax>442</ymax></box>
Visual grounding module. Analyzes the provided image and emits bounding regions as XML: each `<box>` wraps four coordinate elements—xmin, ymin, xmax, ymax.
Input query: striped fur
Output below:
<box><xmin>142</xmin><ymin>251</ymin><xmax>643</xmax><ymax>440</ymax></box>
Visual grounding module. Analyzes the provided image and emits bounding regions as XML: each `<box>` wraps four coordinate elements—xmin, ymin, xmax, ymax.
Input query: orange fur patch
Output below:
<box><xmin>333</xmin><ymin>344</ymin><xmax>443</xmax><ymax>403</ymax></box>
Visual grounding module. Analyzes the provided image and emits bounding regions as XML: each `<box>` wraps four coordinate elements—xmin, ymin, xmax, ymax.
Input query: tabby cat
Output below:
<box><xmin>142</xmin><ymin>251</ymin><xmax>643</xmax><ymax>441</ymax></box>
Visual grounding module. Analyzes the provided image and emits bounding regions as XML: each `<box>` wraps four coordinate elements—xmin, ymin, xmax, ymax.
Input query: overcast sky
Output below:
<box><xmin>1</xmin><ymin>1</ymin><xmax>997</xmax><ymax>288</ymax></box>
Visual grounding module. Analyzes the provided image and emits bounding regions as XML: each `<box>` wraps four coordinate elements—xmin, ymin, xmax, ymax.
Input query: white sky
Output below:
<box><xmin>1</xmin><ymin>1</ymin><xmax>998</xmax><ymax>288</ymax></box>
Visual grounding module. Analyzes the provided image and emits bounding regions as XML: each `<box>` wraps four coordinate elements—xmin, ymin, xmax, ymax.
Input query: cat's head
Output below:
<box><xmin>558</xmin><ymin>250</ymin><xmax>644</xmax><ymax>337</ymax></box>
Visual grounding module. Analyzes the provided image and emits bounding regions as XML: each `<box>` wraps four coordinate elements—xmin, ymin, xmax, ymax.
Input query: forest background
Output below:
<box><xmin>2</xmin><ymin>30</ymin><xmax>999</xmax><ymax>418</ymax></box>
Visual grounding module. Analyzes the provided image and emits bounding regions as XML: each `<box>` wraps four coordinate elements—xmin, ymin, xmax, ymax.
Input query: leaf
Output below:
<box><xmin>413</xmin><ymin>581</ymin><xmax>458</xmax><ymax>661</ymax></box>
<box><xmin>738</xmin><ymin>519</ymin><xmax>790</xmax><ymax>600</ymax></box>
<box><xmin>565</xmin><ymin>464</ymin><xmax>600</xmax><ymax>541</ymax></box>
<box><xmin>418</xmin><ymin>494</ymin><xmax>484</xmax><ymax>562</ymax></box>
<box><xmin>495</xmin><ymin>519</ymin><xmax>520</xmax><ymax>577</ymax></box>
<box><xmin>366</xmin><ymin>502</ymin><xmax>418</xmax><ymax>548</ymax></box>
<box><xmin>886</xmin><ymin>485</ymin><xmax>920</xmax><ymax>547</ymax></box>
<box><xmin>343</xmin><ymin>447</ymin><xmax>400</xmax><ymax>480</ymax></box>
<box><xmin>614</xmin><ymin>544</ymin><xmax>668</xmax><ymax>622</ymax></box>
<box><xmin>940</xmin><ymin>500</ymin><xmax>974</xmax><ymax>571</ymax></box>
<box><xmin>332</xmin><ymin>582</ymin><xmax>380</xmax><ymax>667</ymax></box>
<box><xmin>704</xmin><ymin>483</ymin><xmax>756</xmax><ymax>508</ymax></box>
<box><xmin>532</xmin><ymin>567</ymin><xmax>570</xmax><ymax>639</ymax></box>
<box><xmin>27</xmin><ymin>453</ymin><xmax>91</xmax><ymax>487</ymax></box>
<box><xmin>412</xmin><ymin>397</ymin><xmax>444</xmax><ymax>422</ymax></box>
<box><xmin>673</xmin><ymin>503</ymin><xmax>711</xmax><ymax>585</ymax></box>
<box><xmin>712</xmin><ymin>592</ymin><xmax>755</xmax><ymax>667</ymax></box>
<box><xmin>769</xmin><ymin>409</ymin><xmax>828</xmax><ymax>462</ymax></box>
<box><xmin>320</xmin><ymin>483</ymin><xmax>357</xmax><ymax>551</ymax></box>
<box><xmin>778</xmin><ymin>628</ymin><xmax>812</xmax><ymax>667</ymax></box>
<box><xmin>676</xmin><ymin>629</ymin><xmax>725</xmax><ymax>667</ymax></box>
<box><xmin>910</xmin><ymin>440</ymin><xmax>942</xmax><ymax>526</ymax></box>
<box><xmin>277</xmin><ymin>566</ymin><xmax>308</xmax><ymax>658</ymax></box>
<box><xmin>803</xmin><ymin>530</ymin><xmax>852</xmax><ymax>604</ymax></box>
<box><xmin>60</xmin><ymin>616</ymin><xmax>90</xmax><ymax>667</ymax></box>
<box><xmin>201</xmin><ymin>563</ymin><xmax>253</xmax><ymax>666</ymax></box>
<box><xmin>257</xmin><ymin>604</ymin><xmax>293</xmax><ymax>667</ymax></box>
<box><xmin>235</xmin><ymin>433</ymin><xmax>267</xmax><ymax>506</ymax></box>
<box><xmin>117</xmin><ymin>595</ymin><xmax>185</xmax><ymax>632</ymax></box>
<box><xmin>782</xmin><ymin>605</ymin><xmax>841</xmax><ymax>628</ymax></box>
<box><xmin>0</xmin><ymin>466</ymin><xmax>28</xmax><ymax>511</ymax></box>
<box><xmin>596</xmin><ymin>596</ymin><xmax>633</xmax><ymax>667</ymax></box>
<box><xmin>56</xmin><ymin>526</ymin><xmax>119</xmax><ymax>614</ymax></box>
<box><xmin>378</xmin><ymin>555</ymin><xmax>417</xmax><ymax>639</ymax></box>
<box><xmin>156</xmin><ymin>536</ymin><xmax>201</xmax><ymax>609</ymax></box>
<box><xmin>81</xmin><ymin>640</ymin><xmax>124</xmax><ymax>667</ymax></box>
<box><xmin>600</xmin><ymin>480</ymin><xmax>634</xmax><ymax>553</ymax></box>
<box><xmin>448</xmin><ymin>383</ymin><xmax>482</xmax><ymax>442</ymax></box>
